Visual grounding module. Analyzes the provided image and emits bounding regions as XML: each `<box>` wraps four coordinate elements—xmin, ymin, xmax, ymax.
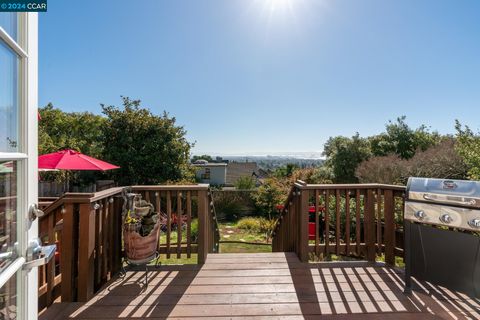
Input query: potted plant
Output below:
<box><xmin>122</xmin><ymin>192</ymin><xmax>161</xmax><ymax>264</ymax></box>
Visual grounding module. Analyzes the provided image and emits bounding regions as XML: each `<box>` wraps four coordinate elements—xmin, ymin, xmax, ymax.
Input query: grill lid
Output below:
<box><xmin>407</xmin><ymin>177</ymin><xmax>480</xmax><ymax>209</ymax></box>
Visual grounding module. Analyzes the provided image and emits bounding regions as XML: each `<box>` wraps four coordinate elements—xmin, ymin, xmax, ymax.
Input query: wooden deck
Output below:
<box><xmin>40</xmin><ymin>253</ymin><xmax>480</xmax><ymax>320</ymax></box>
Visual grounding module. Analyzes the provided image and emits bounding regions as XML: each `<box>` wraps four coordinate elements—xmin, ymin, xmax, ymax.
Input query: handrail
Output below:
<box><xmin>131</xmin><ymin>184</ymin><xmax>209</xmax><ymax>191</ymax></box>
<box><xmin>295</xmin><ymin>183</ymin><xmax>406</xmax><ymax>191</ymax></box>
<box><xmin>208</xmin><ymin>189</ymin><xmax>220</xmax><ymax>253</ymax></box>
<box><xmin>42</xmin><ymin>187</ymin><xmax>125</xmax><ymax>215</ymax></box>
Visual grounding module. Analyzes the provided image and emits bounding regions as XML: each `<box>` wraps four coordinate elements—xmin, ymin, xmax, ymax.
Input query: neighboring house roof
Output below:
<box><xmin>193</xmin><ymin>163</ymin><xmax>228</xmax><ymax>168</ymax></box>
<box><xmin>226</xmin><ymin>162</ymin><xmax>259</xmax><ymax>185</ymax></box>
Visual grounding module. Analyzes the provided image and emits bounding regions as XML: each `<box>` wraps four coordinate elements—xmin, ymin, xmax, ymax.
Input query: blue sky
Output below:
<box><xmin>39</xmin><ymin>0</ymin><xmax>480</xmax><ymax>155</ymax></box>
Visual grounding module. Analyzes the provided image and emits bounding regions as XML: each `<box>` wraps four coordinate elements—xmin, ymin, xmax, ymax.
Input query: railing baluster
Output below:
<box><xmin>315</xmin><ymin>190</ymin><xmax>320</xmax><ymax>258</ymax></box>
<box><xmin>335</xmin><ymin>189</ymin><xmax>341</xmax><ymax>256</ymax></box>
<box><xmin>355</xmin><ymin>189</ymin><xmax>361</xmax><ymax>256</ymax></box>
<box><xmin>177</xmin><ymin>191</ymin><xmax>182</xmax><ymax>258</ymax></box>
<box><xmin>324</xmin><ymin>190</ymin><xmax>330</xmax><ymax>257</ymax></box>
<box><xmin>186</xmin><ymin>191</ymin><xmax>192</xmax><ymax>258</ymax></box>
<box><xmin>166</xmin><ymin>191</ymin><xmax>172</xmax><ymax>259</ymax></box>
<box><xmin>345</xmin><ymin>190</ymin><xmax>350</xmax><ymax>256</ymax></box>
<box><xmin>377</xmin><ymin>188</ymin><xmax>382</xmax><ymax>255</ymax></box>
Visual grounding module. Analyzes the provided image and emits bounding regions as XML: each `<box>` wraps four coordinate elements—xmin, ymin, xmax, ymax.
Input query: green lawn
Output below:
<box><xmin>153</xmin><ymin>220</ymin><xmax>273</xmax><ymax>264</ymax></box>
<box><xmin>218</xmin><ymin>222</ymin><xmax>272</xmax><ymax>253</ymax></box>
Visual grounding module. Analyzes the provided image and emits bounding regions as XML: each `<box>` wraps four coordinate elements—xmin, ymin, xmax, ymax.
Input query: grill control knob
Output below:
<box><xmin>414</xmin><ymin>210</ymin><xmax>426</xmax><ymax>220</ymax></box>
<box><xmin>468</xmin><ymin>218</ymin><xmax>480</xmax><ymax>229</ymax></box>
<box><xmin>439</xmin><ymin>213</ymin><xmax>453</xmax><ymax>224</ymax></box>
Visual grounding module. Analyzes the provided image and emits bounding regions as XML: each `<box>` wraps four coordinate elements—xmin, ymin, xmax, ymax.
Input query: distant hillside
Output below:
<box><xmin>212</xmin><ymin>155</ymin><xmax>324</xmax><ymax>171</ymax></box>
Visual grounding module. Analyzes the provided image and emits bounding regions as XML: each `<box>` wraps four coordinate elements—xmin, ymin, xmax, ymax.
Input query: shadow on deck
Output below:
<box><xmin>41</xmin><ymin>252</ymin><xmax>479</xmax><ymax>319</ymax></box>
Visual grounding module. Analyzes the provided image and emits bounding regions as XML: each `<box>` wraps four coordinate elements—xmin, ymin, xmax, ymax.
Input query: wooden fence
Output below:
<box><xmin>272</xmin><ymin>181</ymin><xmax>406</xmax><ymax>265</ymax></box>
<box><xmin>38</xmin><ymin>184</ymin><xmax>219</xmax><ymax>311</ymax></box>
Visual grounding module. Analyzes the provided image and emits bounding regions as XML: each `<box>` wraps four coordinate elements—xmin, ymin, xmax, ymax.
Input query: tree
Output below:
<box><xmin>323</xmin><ymin>134</ymin><xmax>371</xmax><ymax>183</ymax></box>
<box><xmin>38</xmin><ymin>104</ymin><xmax>108</xmax><ymax>186</ymax></box>
<box><xmin>455</xmin><ymin>121</ymin><xmax>480</xmax><ymax>180</ymax></box>
<box><xmin>273</xmin><ymin>163</ymin><xmax>299</xmax><ymax>178</ymax></box>
<box><xmin>253</xmin><ymin>178</ymin><xmax>286</xmax><ymax>219</ymax></box>
<box><xmin>101</xmin><ymin>96</ymin><xmax>194</xmax><ymax>185</ymax></box>
<box><xmin>234</xmin><ymin>176</ymin><xmax>256</xmax><ymax>190</ymax></box>
<box><xmin>356</xmin><ymin>139</ymin><xmax>467</xmax><ymax>184</ymax></box>
<box><xmin>369</xmin><ymin>116</ymin><xmax>440</xmax><ymax>159</ymax></box>
<box><xmin>191</xmin><ymin>154</ymin><xmax>213</xmax><ymax>163</ymax></box>
<box><xmin>38</xmin><ymin>103</ymin><xmax>106</xmax><ymax>157</ymax></box>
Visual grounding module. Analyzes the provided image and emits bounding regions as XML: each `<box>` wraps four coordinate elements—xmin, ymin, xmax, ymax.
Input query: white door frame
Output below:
<box><xmin>0</xmin><ymin>12</ymin><xmax>38</xmax><ymax>320</ymax></box>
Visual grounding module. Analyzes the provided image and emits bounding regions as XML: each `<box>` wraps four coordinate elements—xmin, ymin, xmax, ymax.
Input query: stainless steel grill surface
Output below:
<box><xmin>405</xmin><ymin>177</ymin><xmax>480</xmax><ymax>231</ymax></box>
<box><xmin>404</xmin><ymin>177</ymin><xmax>480</xmax><ymax>298</ymax></box>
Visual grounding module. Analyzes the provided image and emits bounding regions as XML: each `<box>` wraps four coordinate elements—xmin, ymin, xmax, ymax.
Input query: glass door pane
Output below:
<box><xmin>0</xmin><ymin>161</ymin><xmax>17</xmax><ymax>273</ymax></box>
<box><xmin>0</xmin><ymin>40</ymin><xmax>19</xmax><ymax>152</ymax></box>
<box><xmin>0</xmin><ymin>274</ymin><xmax>16</xmax><ymax>319</ymax></box>
<box><xmin>0</xmin><ymin>13</ymin><xmax>18</xmax><ymax>41</ymax></box>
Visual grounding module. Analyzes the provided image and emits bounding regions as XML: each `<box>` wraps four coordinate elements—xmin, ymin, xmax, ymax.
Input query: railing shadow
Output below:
<box><xmin>57</xmin><ymin>264</ymin><xmax>200</xmax><ymax>319</ymax></box>
<box><xmin>288</xmin><ymin>258</ymin><xmax>480</xmax><ymax>319</ymax></box>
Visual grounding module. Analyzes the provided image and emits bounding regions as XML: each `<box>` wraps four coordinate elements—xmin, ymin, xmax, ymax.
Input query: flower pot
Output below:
<box><xmin>123</xmin><ymin>222</ymin><xmax>142</xmax><ymax>233</ymax></box>
<box><xmin>123</xmin><ymin>218</ymin><xmax>160</xmax><ymax>264</ymax></box>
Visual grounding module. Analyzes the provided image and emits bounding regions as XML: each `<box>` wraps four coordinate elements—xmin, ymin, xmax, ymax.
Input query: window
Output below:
<box><xmin>0</xmin><ymin>161</ymin><xmax>18</xmax><ymax>273</ymax></box>
<box><xmin>201</xmin><ymin>168</ymin><xmax>211</xmax><ymax>180</ymax></box>
<box><xmin>0</xmin><ymin>41</ymin><xmax>19</xmax><ymax>153</ymax></box>
<box><xmin>0</xmin><ymin>13</ymin><xmax>18</xmax><ymax>41</ymax></box>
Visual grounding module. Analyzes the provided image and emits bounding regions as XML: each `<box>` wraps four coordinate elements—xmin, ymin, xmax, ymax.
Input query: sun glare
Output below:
<box><xmin>266</xmin><ymin>0</ymin><xmax>294</xmax><ymax>11</ymax></box>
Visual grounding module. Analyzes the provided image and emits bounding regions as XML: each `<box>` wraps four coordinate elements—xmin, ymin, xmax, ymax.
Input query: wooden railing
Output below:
<box><xmin>38</xmin><ymin>184</ymin><xmax>218</xmax><ymax>311</ymax></box>
<box><xmin>130</xmin><ymin>185</ymin><xmax>220</xmax><ymax>263</ymax></box>
<box><xmin>38</xmin><ymin>187</ymin><xmax>125</xmax><ymax>310</ymax></box>
<box><xmin>272</xmin><ymin>181</ymin><xmax>406</xmax><ymax>265</ymax></box>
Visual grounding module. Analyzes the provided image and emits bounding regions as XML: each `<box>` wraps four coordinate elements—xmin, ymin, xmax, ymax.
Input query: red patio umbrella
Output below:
<box><xmin>38</xmin><ymin>149</ymin><xmax>120</xmax><ymax>171</ymax></box>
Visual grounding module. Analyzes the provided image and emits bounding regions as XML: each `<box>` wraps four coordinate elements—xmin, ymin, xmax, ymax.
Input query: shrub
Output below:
<box><xmin>258</xmin><ymin>218</ymin><xmax>277</xmax><ymax>242</ymax></box>
<box><xmin>190</xmin><ymin>218</ymin><xmax>199</xmax><ymax>242</ymax></box>
<box><xmin>236</xmin><ymin>217</ymin><xmax>261</xmax><ymax>232</ymax></box>
<box><xmin>212</xmin><ymin>190</ymin><xmax>256</xmax><ymax>221</ymax></box>
<box><xmin>253</xmin><ymin>178</ymin><xmax>286</xmax><ymax>219</ymax></box>
<box><xmin>356</xmin><ymin>139</ymin><xmax>468</xmax><ymax>185</ymax></box>
<box><xmin>234</xmin><ymin>176</ymin><xmax>256</xmax><ymax>190</ymax></box>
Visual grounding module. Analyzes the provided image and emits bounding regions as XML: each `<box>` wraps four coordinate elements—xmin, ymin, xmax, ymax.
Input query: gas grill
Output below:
<box><xmin>404</xmin><ymin>177</ymin><xmax>480</xmax><ymax>298</ymax></box>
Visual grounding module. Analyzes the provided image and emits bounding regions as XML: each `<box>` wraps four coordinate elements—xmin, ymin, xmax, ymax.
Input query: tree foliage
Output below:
<box><xmin>455</xmin><ymin>121</ymin><xmax>480</xmax><ymax>180</ymax></box>
<box><xmin>273</xmin><ymin>163</ymin><xmax>299</xmax><ymax>178</ymax></box>
<box><xmin>38</xmin><ymin>103</ymin><xmax>105</xmax><ymax>157</ymax></box>
<box><xmin>191</xmin><ymin>154</ymin><xmax>213</xmax><ymax>163</ymax></box>
<box><xmin>323</xmin><ymin>134</ymin><xmax>371</xmax><ymax>183</ymax></box>
<box><xmin>369</xmin><ymin>116</ymin><xmax>440</xmax><ymax>159</ymax></box>
<box><xmin>101</xmin><ymin>97</ymin><xmax>194</xmax><ymax>185</ymax></box>
<box><xmin>234</xmin><ymin>176</ymin><xmax>256</xmax><ymax>190</ymax></box>
<box><xmin>253</xmin><ymin>178</ymin><xmax>287</xmax><ymax>219</ymax></box>
<box><xmin>323</xmin><ymin>116</ymin><xmax>441</xmax><ymax>183</ymax></box>
<box><xmin>356</xmin><ymin>139</ymin><xmax>467</xmax><ymax>184</ymax></box>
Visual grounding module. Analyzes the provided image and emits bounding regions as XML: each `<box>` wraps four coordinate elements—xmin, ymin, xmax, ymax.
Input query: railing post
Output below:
<box><xmin>383</xmin><ymin>189</ymin><xmax>395</xmax><ymax>266</ymax></box>
<box><xmin>364</xmin><ymin>189</ymin><xmax>376</xmax><ymax>262</ymax></box>
<box><xmin>298</xmin><ymin>188</ymin><xmax>309</xmax><ymax>262</ymax></box>
<box><xmin>78</xmin><ymin>203</ymin><xmax>96</xmax><ymax>301</ymax></box>
<box><xmin>197</xmin><ymin>189</ymin><xmax>209</xmax><ymax>264</ymax></box>
<box><xmin>60</xmin><ymin>203</ymin><xmax>75</xmax><ymax>302</ymax></box>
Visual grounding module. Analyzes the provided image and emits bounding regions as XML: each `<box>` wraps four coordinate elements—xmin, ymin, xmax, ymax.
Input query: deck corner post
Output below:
<box><xmin>197</xmin><ymin>189</ymin><xmax>209</xmax><ymax>264</ymax></box>
<box><xmin>60</xmin><ymin>203</ymin><xmax>75</xmax><ymax>302</ymax></box>
<box><xmin>77</xmin><ymin>202</ymin><xmax>96</xmax><ymax>302</ymax></box>
<box><xmin>298</xmin><ymin>188</ymin><xmax>309</xmax><ymax>262</ymax></box>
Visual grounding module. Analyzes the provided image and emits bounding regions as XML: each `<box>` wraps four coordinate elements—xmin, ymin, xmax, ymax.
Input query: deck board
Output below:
<box><xmin>40</xmin><ymin>253</ymin><xmax>480</xmax><ymax>320</ymax></box>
